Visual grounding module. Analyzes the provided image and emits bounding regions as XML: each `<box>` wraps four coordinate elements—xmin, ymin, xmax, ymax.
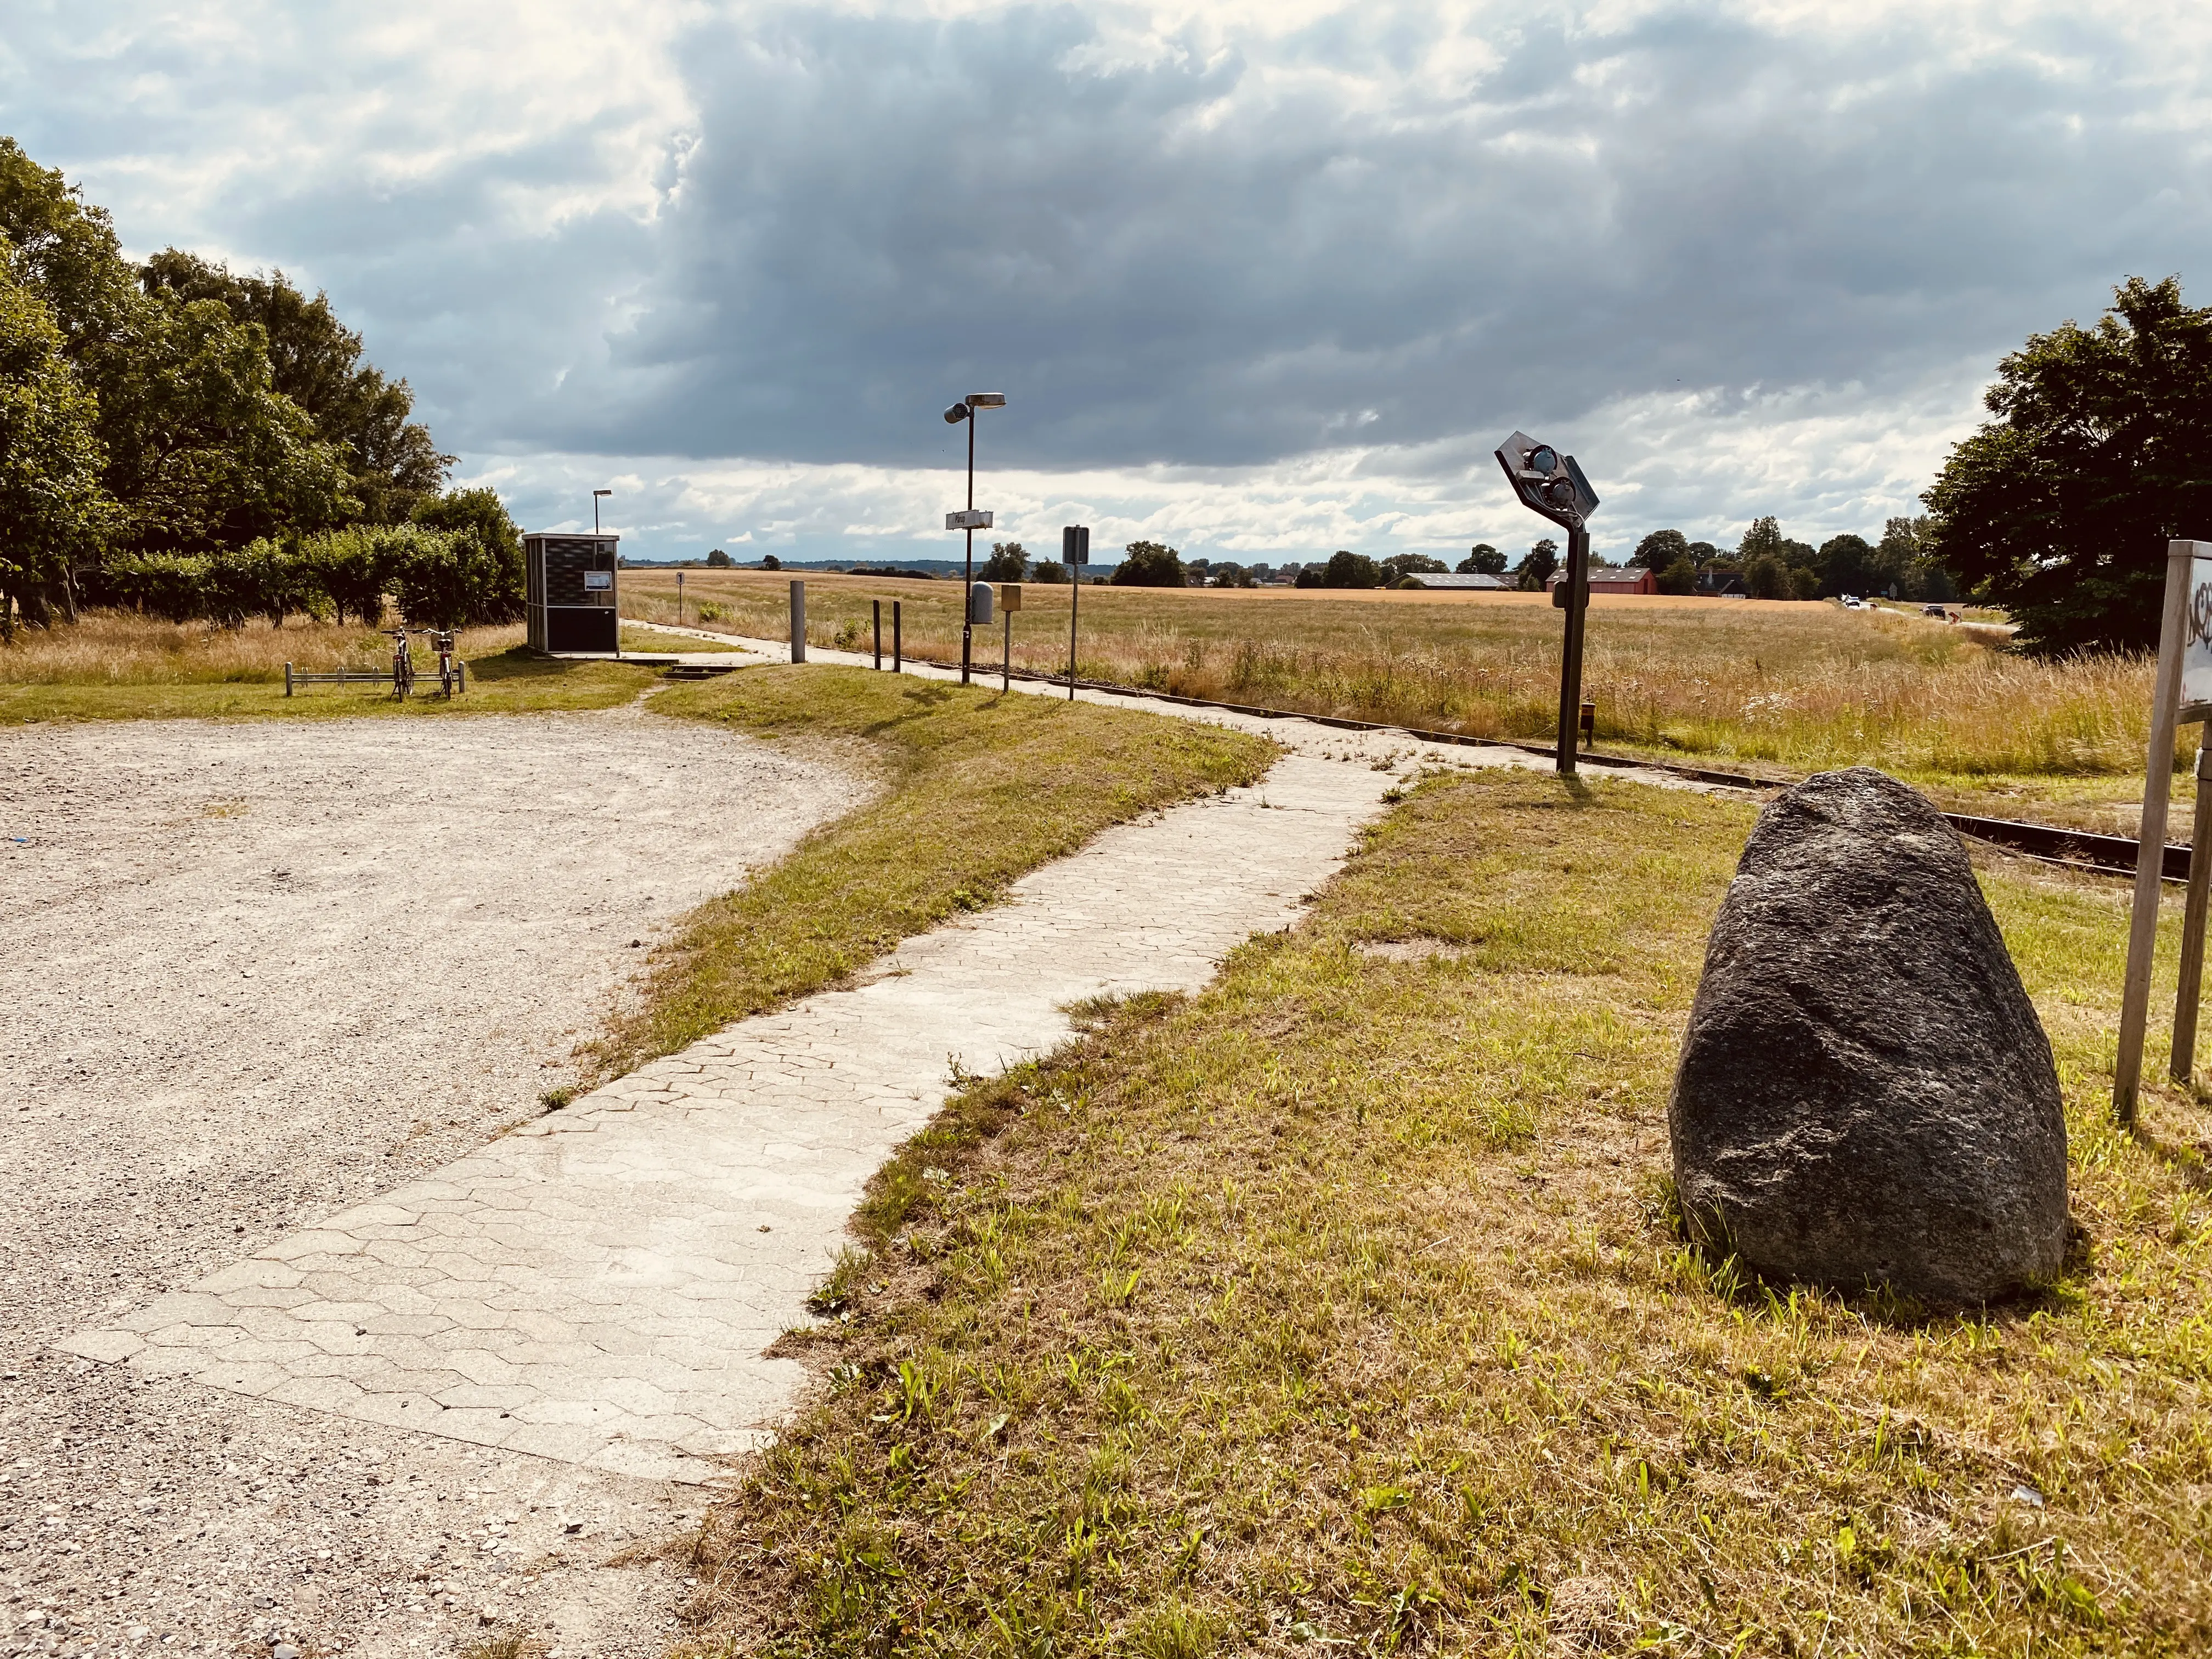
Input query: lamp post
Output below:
<box><xmin>592</xmin><ymin>488</ymin><xmax>611</xmax><ymax>535</ymax></box>
<box><xmin>943</xmin><ymin>393</ymin><xmax>1006</xmax><ymax>685</ymax></box>
<box><xmin>1494</xmin><ymin>432</ymin><xmax>1601</xmax><ymax>775</ymax></box>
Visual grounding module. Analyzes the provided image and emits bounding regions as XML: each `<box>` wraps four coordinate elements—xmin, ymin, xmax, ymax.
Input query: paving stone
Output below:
<box><xmin>69</xmin><ymin>752</ymin><xmax>1391</xmax><ymax>1480</ymax></box>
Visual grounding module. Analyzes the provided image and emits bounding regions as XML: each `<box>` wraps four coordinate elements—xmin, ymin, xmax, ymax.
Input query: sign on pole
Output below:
<box><xmin>2114</xmin><ymin>540</ymin><xmax>2212</xmax><ymax>1122</ymax></box>
<box><xmin>946</xmin><ymin>509</ymin><xmax>994</xmax><ymax>531</ymax></box>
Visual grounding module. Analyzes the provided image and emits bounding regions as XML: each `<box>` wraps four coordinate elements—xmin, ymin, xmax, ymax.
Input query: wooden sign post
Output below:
<box><xmin>2114</xmin><ymin>539</ymin><xmax>2212</xmax><ymax>1123</ymax></box>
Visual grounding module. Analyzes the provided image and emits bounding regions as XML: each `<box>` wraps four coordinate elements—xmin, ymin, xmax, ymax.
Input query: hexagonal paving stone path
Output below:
<box><xmin>64</xmin><ymin>754</ymin><xmax>1391</xmax><ymax>1482</ymax></box>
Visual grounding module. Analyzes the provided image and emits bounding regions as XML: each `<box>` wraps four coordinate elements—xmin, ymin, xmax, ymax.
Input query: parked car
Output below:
<box><xmin>1922</xmin><ymin>603</ymin><xmax>1948</xmax><ymax>618</ymax></box>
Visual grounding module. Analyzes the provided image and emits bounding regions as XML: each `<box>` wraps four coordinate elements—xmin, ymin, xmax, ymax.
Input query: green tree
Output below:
<box><xmin>762</xmin><ymin>554</ymin><xmax>782</xmax><ymax>571</ymax></box>
<box><xmin>1032</xmin><ymin>560</ymin><xmax>1069</xmax><ymax>585</ymax></box>
<box><xmin>1738</xmin><ymin>517</ymin><xmax>1784</xmax><ymax>565</ymax></box>
<box><xmin>94</xmin><ymin>293</ymin><xmax>355</xmax><ymax>555</ymax></box>
<box><xmin>1320</xmin><ymin>550</ymin><xmax>1381</xmax><ymax>589</ymax></box>
<box><xmin>1745</xmin><ymin>554</ymin><xmax>1788</xmax><ymax>599</ymax></box>
<box><xmin>1458</xmin><ymin>543</ymin><xmax>1505</xmax><ymax>575</ymax></box>
<box><xmin>705</xmin><ymin>547</ymin><xmax>734</xmax><ymax>568</ymax></box>
<box><xmin>981</xmin><ymin>540</ymin><xmax>1028</xmax><ymax>581</ymax></box>
<box><xmin>1925</xmin><ymin>276</ymin><xmax>2212</xmax><ymax>653</ymax></box>
<box><xmin>1113</xmin><ymin>541</ymin><xmax>1186</xmax><ymax>587</ymax></box>
<box><xmin>142</xmin><ymin>250</ymin><xmax>451</xmax><ymax>523</ymax></box>
<box><xmin>2</xmin><ymin>140</ymin><xmax>355</xmax><ymax>566</ymax></box>
<box><xmin>1632</xmin><ymin>528</ymin><xmax>1690</xmax><ymax>570</ymax></box>
<box><xmin>411</xmin><ymin>487</ymin><xmax>524</xmax><ymax>622</ymax></box>
<box><xmin>0</xmin><ymin>266</ymin><xmax>111</xmax><ymax>633</ymax></box>
<box><xmin>1655</xmin><ymin>559</ymin><xmax>1697</xmax><ymax>596</ymax></box>
<box><xmin>1381</xmin><ymin>552</ymin><xmax>1447</xmax><ymax>579</ymax></box>
<box><xmin>1208</xmin><ymin>561</ymin><xmax>1256</xmax><ymax>588</ymax></box>
<box><xmin>1818</xmin><ymin>534</ymin><xmax>1876</xmax><ymax>596</ymax></box>
<box><xmin>1514</xmin><ymin>539</ymin><xmax>1559</xmax><ymax>591</ymax></box>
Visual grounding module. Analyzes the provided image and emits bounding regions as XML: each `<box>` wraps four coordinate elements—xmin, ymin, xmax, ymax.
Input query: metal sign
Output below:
<box><xmin>999</xmin><ymin>582</ymin><xmax>1022</xmax><ymax>614</ymax></box>
<box><xmin>2115</xmin><ymin>538</ymin><xmax>2212</xmax><ymax>1124</ymax></box>
<box><xmin>947</xmin><ymin>509</ymin><xmax>994</xmax><ymax>531</ymax></box>
<box><xmin>2183</xmin><ymin>552</ymin><xmax>2212</xmax><ymax>719</ymax></box>
<box><xmin>1062</xmin><ymin>524</ymin><xmax>1091</xmax><ymax>566</ymax></box>
<box><xmin>1494</xmin><ymin>431</ymin><xmax>1599</xmax><ymax>530</ymax></box>
<box><xmin>582</xmin><ymin>571</ymin><xmax>613</xmax><ymax>591</ymax></box>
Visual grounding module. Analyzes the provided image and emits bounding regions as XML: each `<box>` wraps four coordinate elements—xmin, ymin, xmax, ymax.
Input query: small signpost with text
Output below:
<box><xmin>2114</xmin><ymin>539</ymin><xmax>2212</xmax><ymax>1123</ymax></box>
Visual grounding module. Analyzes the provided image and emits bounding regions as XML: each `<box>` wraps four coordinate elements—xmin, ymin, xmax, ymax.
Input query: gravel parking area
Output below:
<box><xmin>0</xmin><ymin>707</ymin><xmax>862</xmax><ymax>1657</ymax></box>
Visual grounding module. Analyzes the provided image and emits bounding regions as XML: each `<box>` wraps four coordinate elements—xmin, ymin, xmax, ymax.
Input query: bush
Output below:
<box><xmin>410</xmin><ymin>487</ymin><xmax>523</xmax><ymax>623</ymax></box>
<box><xmin>1656</xmin><ymin>558</ymin><xmax>1698</xmax><ymax>596</ymax></box>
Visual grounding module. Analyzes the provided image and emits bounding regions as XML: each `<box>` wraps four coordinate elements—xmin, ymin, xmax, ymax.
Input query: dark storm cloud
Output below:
<box><xmin>511</xmin><ymin>2</ymin><xmax>2210</xmax><ymax>471</ymax></box>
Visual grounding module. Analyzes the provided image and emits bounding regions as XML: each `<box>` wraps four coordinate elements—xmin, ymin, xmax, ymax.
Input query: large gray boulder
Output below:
<box><xmin>1670</xmin><ymin>766</ymin><xmax>2067</xmax><ymax>1305</ymax></box>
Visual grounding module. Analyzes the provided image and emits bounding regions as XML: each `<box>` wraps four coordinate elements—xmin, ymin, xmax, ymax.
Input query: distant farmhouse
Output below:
<box><xmin>1546</xmin><ymin>568</ymin><xmax>1660</xmax><ymax>595</ymax></box>
<box><xmin>1397</xmin><ymin>572</ymin><xmax>1512</xmax><ymax>590</ymax></box>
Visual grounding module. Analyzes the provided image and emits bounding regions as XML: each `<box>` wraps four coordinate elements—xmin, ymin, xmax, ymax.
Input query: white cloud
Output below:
<box><xmin>7</xmin><ymin>1</ymin><xmax>2212</xmax><ymax>558</ymax></box>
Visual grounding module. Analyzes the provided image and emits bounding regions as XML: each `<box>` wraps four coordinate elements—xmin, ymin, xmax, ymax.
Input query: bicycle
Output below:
<box><xmin>429</xmin><ymin>628</ymin><xmax>462</xmax><ymax>697</ymax></box>
<box><xmin>387</xmin><ymin>627</ymin><xmax>416</xmax><ymax>699</ymax></box>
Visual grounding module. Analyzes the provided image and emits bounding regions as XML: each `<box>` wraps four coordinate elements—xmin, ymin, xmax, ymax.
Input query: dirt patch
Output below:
<box><xmin>0</xmin><ymin>707</ymin><xmax>864</xmax><ymax>1656</ymax></box>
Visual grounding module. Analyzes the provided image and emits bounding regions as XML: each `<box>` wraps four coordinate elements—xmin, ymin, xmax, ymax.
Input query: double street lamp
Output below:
<box><xmin>1495</xmin><ymin>432</ymin><xmax>1601</xmax><ymax>775</ymax></box>
<box><xmin>943</xmin><ymin>393</ymin><xmax>1006</xmax><ymax>685</ymax></box>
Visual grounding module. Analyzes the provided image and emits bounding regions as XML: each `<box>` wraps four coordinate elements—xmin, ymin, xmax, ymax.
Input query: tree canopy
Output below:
<box><xmin>1458</xmin><ymin>543</ymin><xmax>1505</xmax><ymax>575</ymax></box>
<box><xmin>0</xmin><ymin>265</ymin><xmax>110</xmax><ymax>631</ymax></box>
<box><xmin>1925</xmin><ymin>276</ymin><xmax>2212</xmax><ymax>654</ymax></box>
<box><xmin>1112</xmin><ymin>541</ymin><xmax>1186</xmax><ymax>587</ymax></box>
<box><xmin>981</xmin><ymin>540</ymin><xmax>1028</xmax><ymax>581</ymax></box>
<box><xmin>0</xmin><ymin>135</ymin><xmax>488</xmax><ymax>631</ymax></box>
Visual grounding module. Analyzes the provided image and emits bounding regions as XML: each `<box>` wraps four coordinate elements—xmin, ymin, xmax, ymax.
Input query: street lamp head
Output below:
<box><xmin>1494</xmin><ymin>430</ymin><xmax>1599</xmax><ymax>530</ymax></box>
<box><xmin>943</xmin><ymin>403</ymin><xmax>970</xmax><ymax>425</ymax></box>
<box><xmin>592</xmin><ymin>488</ymin><xmax>612</xmax><ymax>496</ymax></box>
<box><xmin>966</xmin><ymin>393</ymin><xmax>1006</xmax><ymax>411</ymax></box>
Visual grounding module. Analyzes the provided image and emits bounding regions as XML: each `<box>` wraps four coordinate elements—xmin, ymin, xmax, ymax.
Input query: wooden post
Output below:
<box><xmin>284</xmin><ymin>662</ymin><xmax>294</xmax><ymax>698</ymax></box>
<box><xmin>2171</xmin><ymin>736</ymin><xmax>2212</xmax><ymax>1082</ymax></box>
<box><xmin>1003</xmin><ymin>609</ymin><xmax>1012</xmax><ymax>692</ymax></box>
<box><xmin>893</xmin><ymin>601</ymin><xmax>902</xmax><ymax>673</ymax></box>
<box><xmin>789</xmin><ymin>580</ymin><xmax>806</xmax><ymax>664</ymax></box>
<box><xmin>2114</xmin><ymin>541</ymin><xmax>2198</xmax><ymax>1123</ymax></box>
<box><xmin>873</xmin><ymin>600</ymin><xmax>883</xmax><ymax>669</ymax></box>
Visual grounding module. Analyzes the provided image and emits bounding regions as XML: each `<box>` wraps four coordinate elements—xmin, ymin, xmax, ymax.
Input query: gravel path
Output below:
<box><xmin>0</xmin><ymin>709</ymin><xmax>862</xmax><ymax>1658</ymax></box>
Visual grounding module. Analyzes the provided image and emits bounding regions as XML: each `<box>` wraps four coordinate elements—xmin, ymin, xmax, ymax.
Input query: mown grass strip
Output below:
<box><xmin>688</xmin><ymin>769</ymin><xmax>2211</xmax><ymax>1657</ymax></box>
<box><xmin>588</xmin><ymin>666</ymin><xmax>1275</xmax><ymax>1081</ymax></box>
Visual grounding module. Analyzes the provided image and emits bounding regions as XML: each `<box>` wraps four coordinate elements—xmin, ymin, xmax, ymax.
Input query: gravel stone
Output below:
<box><xmin>0</xmin><ymin>708</ymin><xmax>862</xmax><ymax>1656</ymax></box>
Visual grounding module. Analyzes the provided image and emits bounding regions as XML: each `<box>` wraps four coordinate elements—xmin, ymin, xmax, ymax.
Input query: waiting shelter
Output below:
<box><xmin>525</xmin><ymin>532</ymin><xmax>620</xmax><ymax>652</ymax></box>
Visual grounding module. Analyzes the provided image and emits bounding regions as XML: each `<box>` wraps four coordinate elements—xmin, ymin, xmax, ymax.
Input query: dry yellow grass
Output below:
<box><xmin>619</xmin><ymin>574</ymin><xmax>2175</xmax><ymax>804</ymax></box>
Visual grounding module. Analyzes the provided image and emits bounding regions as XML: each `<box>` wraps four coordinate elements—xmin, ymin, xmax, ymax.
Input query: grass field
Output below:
<box><xmin>686</xmin><ymin>769</ymin><xmax>2211</xmax><ymax>1658</ymax></box>
<box><xmin>620</xmin><ymin>572</ymin><xmax>2179</xmax><ymax>832</ymax></box>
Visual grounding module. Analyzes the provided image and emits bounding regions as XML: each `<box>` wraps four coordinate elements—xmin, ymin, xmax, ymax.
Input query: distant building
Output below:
<box><xmin>1400</xmin><ymin>572</ymin><xmax>1513</xmax><ymax>590</ymax></box>
<box><xmin>1546</xmin><ymin>567</ymin><xmax>1658</xmax><ymax>595</ymax></box>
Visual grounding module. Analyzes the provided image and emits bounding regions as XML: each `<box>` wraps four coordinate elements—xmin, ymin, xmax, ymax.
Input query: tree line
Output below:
<box><xmin>1</xmin><ymin>138</ymin><xmax>522</xmax><ymax>639</ymax></box>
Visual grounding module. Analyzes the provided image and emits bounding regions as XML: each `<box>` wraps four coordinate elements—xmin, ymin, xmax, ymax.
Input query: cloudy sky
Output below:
<box><xmin>7</xmin><ymin>0</ymin><xmax>2210</xmax><ymax>563</ymax></box>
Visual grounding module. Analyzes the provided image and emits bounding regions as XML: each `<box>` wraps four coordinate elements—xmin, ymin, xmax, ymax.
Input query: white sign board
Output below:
<box><xmin>946</xmin><ymin>509</ymin><xmax>994</xmax><ymax>531</ymax></box>
<box><xmin>2184</xmin><ymin>552</ymin><xmax>2212</xmax><ymax>719</ymax></box>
